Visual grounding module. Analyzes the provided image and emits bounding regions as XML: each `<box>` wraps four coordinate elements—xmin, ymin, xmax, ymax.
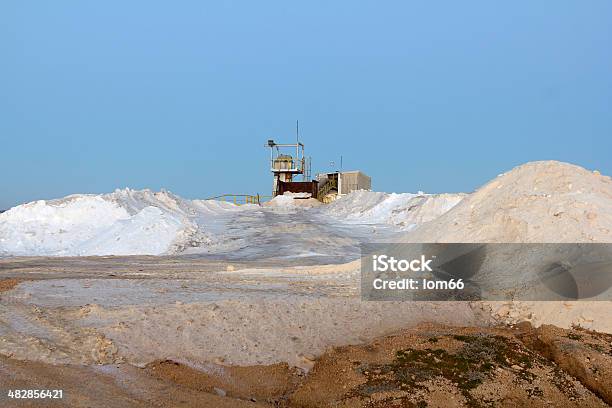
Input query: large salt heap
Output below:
<box><xmin>0</xmin><ymin>190</ymin><xmax>194</xmax><ymax>257</ymax></box>
<box><xmin>398</xmin><ymin>161</ymin><xmax>612</xmax><ymax>333</ymax></box>
<box><xmin>403</xmin><ymin>161</ymin><xmax>612</xmax><ymax>243</ymax></box>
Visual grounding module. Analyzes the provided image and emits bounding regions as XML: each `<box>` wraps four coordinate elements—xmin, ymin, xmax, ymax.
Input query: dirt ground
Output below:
<box><xmin>289</xmin><ymin>323</ymin><xmax>612</xmax><ymax>408</ymax></box>
<box><xmin>1</xmin><ymin>322</ymin><xmax>611</xmax><ymax>407</ymax></box>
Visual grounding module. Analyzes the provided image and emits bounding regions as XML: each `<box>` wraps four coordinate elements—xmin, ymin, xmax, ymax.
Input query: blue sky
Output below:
<box><xmin>1</xmin><ymin>1</ymin><xmax>611</xmax><ymax>209</ymax></box>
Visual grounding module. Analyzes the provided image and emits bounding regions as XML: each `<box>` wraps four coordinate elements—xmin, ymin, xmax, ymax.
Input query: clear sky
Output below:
<box><xmin>1</xmin><ymin>1</ymin><xmax>611</xmax><ymax>209</ymax></box>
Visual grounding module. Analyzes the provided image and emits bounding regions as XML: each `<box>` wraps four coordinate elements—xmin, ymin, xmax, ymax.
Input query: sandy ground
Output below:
<box><xmin>2</xmin><ymin>257</ymin><xmax>611</xmax><ymax>407</ymax></box>
<box><xmin>0</xmin><ymin>355</ymin><xmax>269</xmax><ymax>407</ymax></box>
<box><xmin>0</xmin><ymin>257</ymin><xmax>489</xmax><ymax>370</ymax></box>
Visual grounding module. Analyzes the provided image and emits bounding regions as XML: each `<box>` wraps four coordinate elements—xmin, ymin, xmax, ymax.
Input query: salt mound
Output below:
<box><xmin>0</xmin><ymin>193</ymin><xmax>191</xmax><ymax>256</ymax></box>
<box><xmin>397</xmin><ymin>161</ymin><xmax>612</xmax><ymax>334</ymax></box>
<box><xmin>72</xmin><ymin>206</ymin><xmax>188</xmax><ymax>256</ymax></box>
<box><xmin>264</xmin><ymin>193</ymin><xmax>322</xmax><ymax>208</ymax></box>
<box><xmin>265</xmin><ymin>194</ymin><xmax>296</xmax><ymax>207</ymax></box>
<box><xmin>404</xmin><ymin>161</ymin><xmax>612</xmax><ymax>243</ymax></box>
<box><xmin>323</xmin><ymin>190</ymin><xmax>464</xmax><ymax>229</ymax></box>
<box><xmin>0</xmin><ymin>196</ymin><xmax>128</xmax><ymax>256</ymax></box>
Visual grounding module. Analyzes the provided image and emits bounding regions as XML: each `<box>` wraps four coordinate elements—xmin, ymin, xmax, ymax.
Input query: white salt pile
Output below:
<box><xmin>403</xmin><ymin>161</ymin><xmax>612</xmax><ymax>243</ymax></box>
<box><xmin>321</xmin><ymin>190</ymin><xmax>465</xmax><ymax>229</ymax></box>
<box><xmin>0</xmin><ymin>195</ymin><xmax>188</xmax><ymax>256</ymax></box>
<box><xmin>399</xmin><ymin>161</ymin><xmax>612</xmax><ymax>333</ymax></box>
<box><xmin>264</xmin><ymin>192</ymin><xmax>322</xmax><ymax>208</ymax></box>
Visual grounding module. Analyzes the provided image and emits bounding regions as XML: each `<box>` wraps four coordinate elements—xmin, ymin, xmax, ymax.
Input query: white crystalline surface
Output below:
<box><xmin>319</xmin><ymin>190</ymin><xmax>465</xmax><ymax>229</ymax></box>
<box><xmin>0</xmin><ymin>196</ymin><xmax>129</xmax><ymax>256</ymax></box>
<box><xmin>0</xmin><ymin>188</ymin><xmax>461</xmax><ymax>258</ymax></box>
<box><xmin>0</xmin><ymin>194</ymin><xmax>187</xmax><ymax>256</ymax></box>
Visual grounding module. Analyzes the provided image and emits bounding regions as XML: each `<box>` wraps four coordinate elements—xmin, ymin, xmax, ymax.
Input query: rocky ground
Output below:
<box><xmin>289</xmin><ymin>323</ymin><xmax>612</xmax><ymax>408</ymax></box>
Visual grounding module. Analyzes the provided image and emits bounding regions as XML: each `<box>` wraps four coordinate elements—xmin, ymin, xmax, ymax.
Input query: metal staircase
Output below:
<box><xmin>317</xmin><ymin>178</ymin><xmax>338</xmax><ymax>201</ymax></box>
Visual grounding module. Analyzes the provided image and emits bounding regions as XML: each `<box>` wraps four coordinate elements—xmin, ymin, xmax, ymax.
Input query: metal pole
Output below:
<box><xmin>296</xmin><ymin>120</ymin><xmax>299</xmax><ymax>172</ymax></box>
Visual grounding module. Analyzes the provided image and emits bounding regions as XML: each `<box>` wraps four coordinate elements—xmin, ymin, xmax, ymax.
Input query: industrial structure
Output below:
<box><xmin>206</xmin><ymin>130</ymin><xmax>369</xmax><ymax>206</ymax></box>
<box><xmin>266</xmin><ymin>135</ymin><xmax>370</xmax><ymax>203</ymax></box>
<box><xmin>266</xmin><ymin>138</ymin><xmax>314</xmax><ymax>198</ymax></box>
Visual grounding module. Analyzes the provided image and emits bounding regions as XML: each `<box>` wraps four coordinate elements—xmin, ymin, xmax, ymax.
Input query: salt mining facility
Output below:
<box><xmin>1</xmin><ymin>158</ymin><xmax>612</xmax><ymax>407</ymax></box>
<box><xmin>206</xmin><ymin>134</ymin><xmax>372</xmax><ymax>206</ymax></box>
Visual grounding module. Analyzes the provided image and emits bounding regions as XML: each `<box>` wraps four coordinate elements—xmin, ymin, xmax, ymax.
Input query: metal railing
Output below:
<box><xmin>317</xmin><ymin>178</ymin><xmax>338</xmax><ymax>201</ymax></box>
<box><xmin>270</xmin><ymin>157</ymin><xmax>306</xmax><ymax>174</ymax></box>
<box><xmin>205</xmin><ymin>194</ymin><xmax>272</xmax><ymax>205</ymax></box>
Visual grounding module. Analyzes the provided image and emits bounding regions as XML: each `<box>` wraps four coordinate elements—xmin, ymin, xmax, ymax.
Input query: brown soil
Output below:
<box><xmin>1</xmin><ymin>323</ymin><xmax>611</xmax><ymax>408</ymax></box>
<box><xmin>289</xmin><ymin>323</ymin><xmax>612</xmax><ymax>408</ymax></box>
<box><xmin>518</xmin><ymin>323</ymin><xmax>612</xmax><ymax>405</ymax></box>
<box><xmin>0</xmin><ymin>278</ymin><xmax>24</xmax><ymax>293</ymax></box>
<box><xmin>147</xmin><ymin>360</ymin><xmax>302</xmax><ymax>405</ymax></box>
